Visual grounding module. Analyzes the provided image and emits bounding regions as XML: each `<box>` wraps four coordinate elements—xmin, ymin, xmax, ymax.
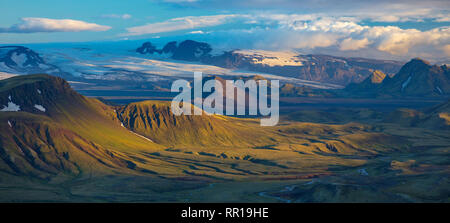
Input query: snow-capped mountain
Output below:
<box><xmin>30</xmin><ymin>43</ymin><xmax>339</xmax><ymax>89</ymax></box>
<box><xmin>0</xmin><ymin>46</ymin><xmax>61</xmax><ymax>75</ymax></box>
<box><xmin>136</xmin><ymin>40</ymin><xmax>404</xmax><ymax>86</ymax></box>
<box><xmin>137</xmin><ymin>40</ymin><xmax>212</xmax><ymax>61</ymax></box>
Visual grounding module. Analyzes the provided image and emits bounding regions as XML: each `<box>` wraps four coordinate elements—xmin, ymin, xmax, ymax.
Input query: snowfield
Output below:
<box><xmin>37</xmin><ymin>46</ymin><xmax>342</xmax><ymax>89</ymax></box>
<box><xmin>11</xmin><ymin>52</ymin><xmax>27</xmax><ymax>67</ymax></box>
<box><xmin>233</xmin><ymin>50</ymin><xmax>305</xmax><ymax>66</ymax></box>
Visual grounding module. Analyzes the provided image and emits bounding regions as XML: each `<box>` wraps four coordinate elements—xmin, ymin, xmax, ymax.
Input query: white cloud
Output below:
<box><xmin>372</xmin><ymin>15</ymin><xmax>402</xmax><ymax>23</ymax></box>
<box><xmin>443</xmin><ymin>44</ymin><xmax>450</xmax><ymax>56</ymax></box>
<box><xmin>366</xmin><ymin>26</ymin><xmax>450</xmax><ymax>55</ymax></box>
<box><xmin>164</xmin><ymin>0</ymin><xmax>197</xmax><ymax>3</ymax></box>
<box><xmin>101</xmin><ymin>14</ymin><xmax>132</xmax><ymax>19</ymax></box>
<box><xmin>123</xmin><ymin>12</ymin><xmax>450</xmax><ymax>60</ymax></box>
<box><xmin>340</xmin><ymin>37</ymin><xmax>371</xmax><ymax>51</ymax></box>
<box><xmin>188</xmin><ymin>30</ymin><xmax>205</xmax><ymax>34</ymax></box>
<box><xmin>163</xmin><ymin>0</ymin><xmax>198</xmax><ymax>2</ymax></box>
<box><xmin>123</xmin><ymin>14</ymin><xmax>241</xmax><ymax>36</ymax></box>
<box><xmin>359</xmin><ymin>8</ymin><xmax>435</xmax><ymax>22</ymax></box>
<box><xmin>281</xmin><ymin>16</ymin><xmax>366</xmax><ymax>34</ymax></box>
<box><xmin>253</xmin><ymin>15</ymin><xmax>450</xmax><ymax>59</ymax></box>
<box><xmin>289</xmin><ymin>33</ymin><xmax>339</xmax><ymax>49</ymax></box>
<box><xmin>160</xmin><ymin>0</ymin><xmax>449</xmax><ymax>23</ymax></box>
<box><xmin>435</xmin><ymin>16</ymin><xmax>450</xmax><ymax>22</ymax></box>
<box><xmin>0</xmin><ymin>18</ymin><xmax>111</xmax><ymax>33</ymax></box>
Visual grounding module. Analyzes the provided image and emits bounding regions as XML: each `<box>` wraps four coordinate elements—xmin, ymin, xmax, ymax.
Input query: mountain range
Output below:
<box><xmin>345</xmin><ymin>58</ymin><xmax>449</xmax><ymax>98</ymax></box>
<box><xmin>0</xmin><ymin>43</ymin><xmax>448</xmax><ymax>102</ymax></box>
<box><xmin>136</xmin><ymin>40</ymin><xmax>404</xmax><ymax>86</ymax></box>
<box><xmin>0</xmin><ymin>46</ymin><xmax>62</xmax><ymax>76</ymax></box>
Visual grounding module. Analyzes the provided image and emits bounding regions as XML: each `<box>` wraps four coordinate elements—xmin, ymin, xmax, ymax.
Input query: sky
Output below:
<box><xmin>0</xmin><ymin>0</ymin><xmax>449</xmax><ymax>61</ymax></box>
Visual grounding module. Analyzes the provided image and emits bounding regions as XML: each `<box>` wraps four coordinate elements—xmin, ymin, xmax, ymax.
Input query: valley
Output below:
<box><xmin>0</xmin><ymin>41</ymin><xmax>449</xmax><ymax>203</ymax></box>
<box><xmin>0</xmin><ymin>74</ymin><xmax>449</xmax><ymax>202</ymax></box>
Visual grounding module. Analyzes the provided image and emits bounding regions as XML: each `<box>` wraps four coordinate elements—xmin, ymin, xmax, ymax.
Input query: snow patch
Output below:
<box><xmin>0</xmin><ymin>62</ymin><xmax>23</xmax><ymax>74</ymax></box>
<box><xmin>11</xmin><ymin>52</ymin><xmax>27</xmax><ymax>67</ymax></box>
<box><xmin>401</xmin><ymin>75</ymin><xmax>412</xmax><ymax>91</ymax></box>
<box><xmin>282</xmin><ymin>185</ymin><xmax>297</xmax><ymax>192</ymax></box>
<box><xmin>38</xmin><ymin>63</ymin><xmax>50</xmax><ymax>69</ymax></box>
<box><xmin>233</xmin><ymin>50</ymin><xmax>304</xmax><ymax>67</ymax></box>
<box><xmin>119</xmin><ymin>121</ymin><xmax>153</xmax><ymax>142</ymax></box>
<box><xmin>131</xmin><ymin>131</ymin><xmax>154</xmax><ymax>142</ymax></box>
<box><xmin>41</xmin><ymin>47</ymin><xmax>341</xmax><ymax>89</ymax></box>
<box><xmin>358</xmin><ymin>168</ymin><xmax>369</xmax><ymax>176</ymax></box>
<box><xmin>1</xmin><ymin>101</ymin><xmax>20</xmax><ymax>112</ymax></box>
<box><xmin>304</xmin><ymin>179</ymin><xmax>316</xmax><ymax>185</ymax></box>
<box><xmin>34</xmin><ymin>104</ymin><xmax>46</xmax><ymax>112</ymax></box>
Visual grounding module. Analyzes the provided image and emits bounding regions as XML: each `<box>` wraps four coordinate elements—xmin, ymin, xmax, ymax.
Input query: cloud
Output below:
<box><xmin>358</xmin><ymin>8</ymin><xmax>436</xmax><ymax>22</ymax></box>
<box><xmin>248</xmin><ymin>15</ymin><xmax>450</xmax><ymax>59</ymax></box>
<box><xmin>0</xmin><ymin>18</ymin><xmax>111</xmax><ymax>33</ymax></box>
<box><xmin>123</xmin><ymin>12</ymin><xmax>450</xmax><ymax>60</ymax></box>
<box><xmin>100</xmin><ymin>14</ymin><xmax>132</xmax><ymax>19</ymax></box>
<box><xmin>284</xmin><ymin>33</ymin><xmax>339</xmax><ymax>49</ymax></box>
<box><xmin>366</xmin><ymin>26</ymin><xmax>450</xmax><ymax>55</ymax></box>
<box><xmin>163</xmin><ymin>0</ymin><xmax>198</xmax><ymax>2</ymax></box>
<box><xmin>123</xmin><ymin>14</ymin><xmax>241</xmax><ymax>36</ymax></box>
<box><xmin>188</xmin><ymin>30</ymin><xmax>205</xmax><ymax>34</ymax></box>
<box><xmin>159</xmin><ymin>0</ymin><xmax>449</xmax><ymax>24</ymax></box>
<box><xmin>443</xmin><ymin>44</ymin><xmax>450</xmax><ymax>56</ymax></box>
<box><xmin>435</xmin><ymin>16</ymin><xmax>450</xmax><ymax>22</ymax></box>
<box><xmin>276</xmin><ymin>16</ymin><xmax>366</xmax><ymax>33</ymax></box>
<box><xmin>340</xmin><ymin>38</ymin><xmax>371</xmax><ymax>51</ymax></box>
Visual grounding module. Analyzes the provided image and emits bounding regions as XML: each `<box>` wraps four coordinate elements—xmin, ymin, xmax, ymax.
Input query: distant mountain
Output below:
<box><xmin>137</xmin><ymin>40</ymin><xmax>212</xmax><ymax>61</ymax></box>
<box><xmin>204</xmin><ymin>51</ymin><xmax>402</xmax><ymax>86</ymax></box>
<box><xmin>345</xmin><ymin>70</ymin><xmax>387</xmax><ymax>93</ymax></box>
<box><xmin>345</xmin><ymin>58</ymin><xmax>450</xmax><ymax>98</ymax></box>
<box><xmin>280</xmin><ymin>83</ymin><xmax>332</xmax><ymax>97</ymax></box>
<box><xmin>368</xmin><ymin>70</ymin><xmax>387</xmax><ymax>84</ymax></box>
<box><xmin>136</xmin><ymin>40</ymin><xmax>404</xmax><ymax>86</ymax></box>
<box><xmin>380</xmin><ymin>58</ymin><xmax>449</xmax><ymax>97</ymax></box>
<box><xmin>0</xmin><ymin>46</ymin><xmax>62</xmax><ymax>76</ymax></box>
<box><xmin>384</xmin><ymin>99</ymin><xmax>450</xmax><ymax>129</ymax></box>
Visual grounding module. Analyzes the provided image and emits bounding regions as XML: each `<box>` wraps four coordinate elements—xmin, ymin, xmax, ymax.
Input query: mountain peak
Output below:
<box><xmin>0</xmin><ymin>74</ymin><xmax>78</xmax><ymax>115</ymax></box>
<box><xmin>0</xmin><ymin>74</ymin><xmax>61</xmax><ymax>91</ymax></box>
<box><xmin>344</xmin><ymin>57</ymin><xmax>449</xmax><ymax>97</ymax></box>
<box><xmin>369</xmin><ymin>70</ymin><xmax>387</xmax><ymax>83</ymax></box>
<box><xmin>0</xmin><ymin>46</ymin><xmax>61</xmax><ymax>75</ymax></box>
<box><xmin>406</xmin><ymin>57</ymin><xmax>431</xmax><ymax>67</ymax></box>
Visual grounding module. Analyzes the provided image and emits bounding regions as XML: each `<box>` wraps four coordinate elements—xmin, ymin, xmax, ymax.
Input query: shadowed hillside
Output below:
<box><xmin>0</xmin><ymin>74</ymin><xmax>448</xmax><ymax>202</ymax></box>
<box><xmin>345</xmin><ymin>58</ymin><xmax>450</xmax><ymax>98</ymax></box>
<box><xmin>116</xmin><ymin>100</ymin><xmax>273</xmax><ymax>146</ymax></box>
<box><xmin>0</xmin><ymin>75</ymin><xmax>164</xmax><ymax>179</ymax></box>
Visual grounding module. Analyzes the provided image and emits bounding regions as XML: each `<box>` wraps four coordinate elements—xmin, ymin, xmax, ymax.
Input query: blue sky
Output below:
<box><xmin>0</xmin><ymin>0</ymin><xmax>449</xmax><ymax>61</ymax></box>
